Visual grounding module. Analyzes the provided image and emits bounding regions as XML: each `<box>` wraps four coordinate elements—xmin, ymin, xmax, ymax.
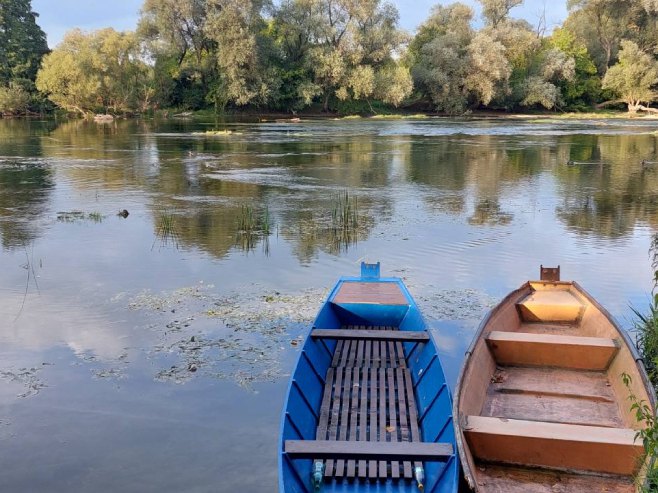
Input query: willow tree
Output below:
<box><xmin>602</xmin><ymin>40</ymin><xmax>658</xmax><ymax>113</ymax></box>
<box><xmin>36</xmin><ymin>29</ymin><xmax>152</xmax><ymax>115</ymax></box>
<box><xmin>272</xmin><ymin>0</ymin><xmax>411</xmax><ymax>111</ymax></box>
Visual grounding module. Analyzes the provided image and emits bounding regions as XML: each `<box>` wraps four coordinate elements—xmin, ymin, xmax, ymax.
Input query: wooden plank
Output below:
<box><xmin>339</xmin><ymin>340</ymin><xmax>351</xmax><ymax>368</ymax></box>
<box><xmin>346</xmin><ymin>338</ymin><xmax>358</xmax><ymax>368</ymax></box>
<box><xmin>311</xmin><ymin>329</ymin><xmax>429</xmax><ymax>342</ymax></box>
<box><xmin>463</xmin><ymin>415</ymin><xmax>643</xmax><ymax>476</ymax></box>
<box><xmin>517</xmin><ymin>290</ymin><xmax>584</xmax><ymax>323</ymax></box>
<box><xmin>333</xmin><ymin>281</ymin><xmax>408</xmax><ymax>305</ymax></box>
<box><xmin>364</xmin><ymin>338</ymin><xmax>372</xmax><ymax>368</ymax></box>
<box><xmin>486</xmin><ymin>331</ymin><xmax>618</xmax><ymax>370</ymax></box>
<box><xmin>316</xmin><ymin>368</ymin><xmax>335</xmax><ymax>441</ymax></box>
<box><xmin>489</xmin><ymin>366</ymin><xmax>616</xmax><ymax>403</ymax></box>
<box><xmin>368</xmin><ymin>367</ymin><xmax>378</xmax><ymax>479</ymax></box>
<box><xmin>402</xmin><ymin>367</ymin><xmax>423</xmax><ymax>474</ymax></box>
<box><xmin>395</xmin><ymin>341</ymin><xmax>406</xmax><ymax>368</ymax></box>
<box><xmin>335</xmin><ymin>365</ymin><xmax>353</xmax><ymax>478</ymax></box>
<box><xmin>358</xmin><ymin>366</ymin><xmax>368</xmax><ymax>479</ymax></box>
<box><xmin>285</xmin><ymin>440</ymin><xmax>454</xmax><ymax>461</ymax></box>
<box><xmin>396</xmin><ymin>368</ymin><xmax>413</xmax><ymax>479</ymax></box>
<box><xmin>347</xmin><ymin>367</ymin><xmax>360</xmax><ymax>478</ymax></box>
<box><xmin>325</xmin><ymin>367</ymin><xmax>344</xmax><ymax>477</ymax></box>
<box><xmin>373</xmin><ymin>338</ymin><xmax>380</xmax><ymax>368</ymax></box>
<box><xmin>331</xmin><ymin>340</ymin><xmax>344</xmax><ymax>368</ymax></box>
<box><xmin>378</xmin><ymin>368</ymin><xmax>387</xmax><ymax>478</ymax></box>
<box><xmin>387</xmin><ymin>367</ymin><xmax>400</xmax><ymax>479</ymax></box>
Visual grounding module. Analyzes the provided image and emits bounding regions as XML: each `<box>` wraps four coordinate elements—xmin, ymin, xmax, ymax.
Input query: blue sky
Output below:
<box><xmin>31</xmin><ymin>0</ymin><xmax>568</xmax><ymax>48</ymax></box>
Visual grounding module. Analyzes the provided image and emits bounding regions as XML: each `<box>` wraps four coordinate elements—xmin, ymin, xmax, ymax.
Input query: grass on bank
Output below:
<box><xmin>631</xmin><ymin>233</ymin><xmax>658</xmax><ymax>491</ymax></box>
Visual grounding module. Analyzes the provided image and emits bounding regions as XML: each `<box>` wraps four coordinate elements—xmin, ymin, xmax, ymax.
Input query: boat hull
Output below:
<box><xmin>279</xmin><ymin>265</ymin><xmax>458</xmax><ymax>493</ymax></box>
<box><xmin>454</xmin><ymin>279</ymin><xmax>657</xmax><ymax>492</ymax></box>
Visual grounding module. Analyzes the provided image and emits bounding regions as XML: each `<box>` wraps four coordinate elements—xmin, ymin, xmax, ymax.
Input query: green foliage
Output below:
<box><xmin>622</xmin><ymin>373</ymin><xmax>658</xmax><ymax>491</ymax></box>
<box><xmin>629</xmin><ymin>235</ymin><xmax>658</xmax><ymax>490</ymax></box>
<box><xmin>36</xmin><ymin>28</ymin><xmax>153</xmax><ymax>115</ymax></box>
<box><xmin>549</xmin><ymin>28</ymin><xmax>601</xmax><ymax>108</ymax></box>
<box><xmin>0</xmin><ymin>81</ymin><xmax>31</xmax><ymax>114</ymax></box>
<box><xmin>24</xmin><ymin>0</ymin><xmax>658</xmax><ymax>114</ymax></box>
<box><xmin>0</xmin><ymin>0</ymin><xmax>49</xmax><ymax>85</ymax></box>
<box><xmin>602</xmin><ymin>40</ymin><xmax>658</xmax><ymax>112</ymax></box>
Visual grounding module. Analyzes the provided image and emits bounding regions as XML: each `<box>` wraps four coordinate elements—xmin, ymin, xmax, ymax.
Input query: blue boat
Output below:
<box><xmin>279</xmin><ymin>263</ymin><xmax>458</xmax><ymax>493</ymax></box>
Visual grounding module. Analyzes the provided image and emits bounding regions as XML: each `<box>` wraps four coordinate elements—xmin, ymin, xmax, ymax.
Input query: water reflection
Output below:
<box><xmin>1</xmin><ymin>117</ymin><xmax>658</xmax><ymax>492</ymax></box>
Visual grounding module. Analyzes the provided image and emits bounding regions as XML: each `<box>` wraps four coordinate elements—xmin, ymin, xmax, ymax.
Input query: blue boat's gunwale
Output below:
<box><xmin>279</xmin><ymin>270</ymin><xmax>458</xmax><ymax>493</ymax></box>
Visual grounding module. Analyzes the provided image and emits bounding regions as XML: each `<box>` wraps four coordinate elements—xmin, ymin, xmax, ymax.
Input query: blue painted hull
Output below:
<box><xmin>279</xmin><ymin>265</ymin><xmax>458</xmax><ymax>493</ymax></box>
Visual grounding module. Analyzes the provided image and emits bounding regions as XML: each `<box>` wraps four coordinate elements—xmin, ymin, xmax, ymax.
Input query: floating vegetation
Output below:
<box><xmin>154</xmin><ymin>210</ymin><xmax>180</xmax><ymax>249</ymax></box>
<box><xmin>193</xmin><ymin>129</ymin><xmax>242</xmax><ymax>136</ymax></box>
<box><xmin>0</xmin><ymin>367</ymin><xmax>47</xmax><ymax>398</ymax></box>
<box><xmin>370</xmin><ymin>114</ymin><xmax>429</xmax><ymax>120</ymax></box>
<box><xmin>125</xmin><ymin>284</ymin><xmax>324</xmax><ymax>389</ymax></box>
<box><xmin>57</xmin><ymin>211</ymin><xmax>106</xmax><ymax>223</ymax></box>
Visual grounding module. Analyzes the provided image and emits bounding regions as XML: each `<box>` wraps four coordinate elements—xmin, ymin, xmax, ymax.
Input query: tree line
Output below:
<box><xmin>3</xmin><ymin>0</ymin><xmax>658</xmax><ymax>116</ymax></box>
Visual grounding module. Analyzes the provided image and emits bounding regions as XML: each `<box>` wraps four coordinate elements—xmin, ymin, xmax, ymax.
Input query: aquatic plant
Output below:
<box><xmin>236</xmin><ymin>204</ymin><xmax>274</xmax><ymax>254</ymax></box>
<box><xmin>154</xmin><ymin>210</ymin><xmax>180</xmax><ymax>249</ymax></box>
<box><xmin>87</xmin><ymin>212</ymin><xmax>104</xmax><ymax>223</ymax></box>
<box><xmin>634</xmin><ymin>233</ymin><xmax>658</xmax><ymax>385</ymax></box>
<box><xmin>331</xmin><ymin>191</ymin><xmax>358</xmax><ymax>232</ymax></box>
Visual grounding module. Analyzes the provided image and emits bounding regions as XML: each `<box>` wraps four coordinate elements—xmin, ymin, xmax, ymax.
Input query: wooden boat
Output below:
<box><xmin>454</xmin><ymin>266</ymin><xmax>657</xmax><ymax>492</ymax></box>
<box><xmin>279</xmin><ymin>263</ymin><xmax>459</xmax><ymax>493</ymax></box>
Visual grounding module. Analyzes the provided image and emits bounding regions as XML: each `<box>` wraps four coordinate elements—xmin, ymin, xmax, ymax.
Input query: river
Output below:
<box><xmin>0</xmin><ymin>116</ymin><xmax>656</xmax><ymax>491</ymax></box>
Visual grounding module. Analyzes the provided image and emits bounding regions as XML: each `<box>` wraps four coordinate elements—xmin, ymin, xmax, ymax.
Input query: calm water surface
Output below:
<box><xmin>1</xmin><ymin>117</ymin><xmax>657</xmax><ymax>492</ymax></box>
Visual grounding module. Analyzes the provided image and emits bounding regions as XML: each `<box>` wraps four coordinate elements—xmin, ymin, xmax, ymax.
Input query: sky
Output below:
<box><xmin>31</xmin><ymin>0</ymin><xmax>568</xmax><ymax>48</ymax></box>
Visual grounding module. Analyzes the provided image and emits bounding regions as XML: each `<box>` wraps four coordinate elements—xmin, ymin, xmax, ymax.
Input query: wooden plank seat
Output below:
<box><xmin>312</xmin><ymin>326</ymin><xmax>427</xmax><ymax>482</ymax></box>
<box><xmin>285</xmin><ymin>440</ymin><xmax>453</xmax><ymax>461</ymax></box>
<box><xmin>517</xmin><ymin>290</ymin><xmax>584</xmax><ymax>323</ymax></box>
<box><xmin>463</xmin><ymin>415</ymin><xmax>644</xmax><ymax>476</ymax></box>
<box><xmin>311</xmin><ymin>329</ymin><xmax>429</xmax><ymax>342</ymax></box>
<box><xmin>486</xmin><ymin>331</ymin><xmax>619</xmax><ymax>370</ymax></box>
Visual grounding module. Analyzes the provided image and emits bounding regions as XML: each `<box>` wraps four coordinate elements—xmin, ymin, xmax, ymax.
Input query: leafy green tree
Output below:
<box><xmin>478</xmin><ymin>0</ymin><xmax>523</xmax><ymax>27</ymax></box>
<box><xmin>138</xmin><ymin>0</ymin><xmax>217</xmax><ymax>110</ymax></box>
<box><xmin>549</xmin><ymin>27</ymin><xmax>601</xmax><ymax>108</ymax></box>
<box><xmin>0</xmin><ymin>0</ymin><xmax>48</xmax><ymax>85</ymax></box>
<box><xmin>0</xmin><ymin>82</ymin><xmax>30</xmax><ymax>114</ymax></box>
<box><xmin>205</xmin><ymin>0</ymin><xmax>276</xmax><ymax>108</ymax></box>
<box><xmin>36</xmin><ymin>29</ymin><xmax>152</xmax><ymax>115</ymax></box>
<box><xmin>602</xmin><ymin>39</ymin><xmax>658</xmax><ymax>113</ymax></box>
<box><xmin>410</xmin><ymin>3</ymin><xmax>474</xmax><ymax>113</ymax></box>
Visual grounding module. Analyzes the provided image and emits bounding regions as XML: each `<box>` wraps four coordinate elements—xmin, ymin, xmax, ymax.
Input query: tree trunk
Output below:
<box><xmin>323</xmin><ymin>92</ymin><xmax>330</xmax><ymax>113</ymax></box>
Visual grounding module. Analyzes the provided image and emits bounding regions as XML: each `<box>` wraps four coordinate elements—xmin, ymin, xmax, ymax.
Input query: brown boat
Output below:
<box><xmin>454</xmin><ymin>266</ymin><xmax>657</xmax><ymax>492</ymax></box>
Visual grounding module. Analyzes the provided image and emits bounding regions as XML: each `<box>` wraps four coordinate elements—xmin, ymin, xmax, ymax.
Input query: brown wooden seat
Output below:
<box><xmin>463</xmin><ymin>415</ymin><xmax>644</xmax><ymax>476</ymax></box>
<box><xmin>517</xmin><ymin>290</ymin><xmax>584</xmax><ymax>323</ymax></box>
<box><xmin>486</xmin><ymin>331</ymin><xmax>619</xmax><ymax>370</ymax></box>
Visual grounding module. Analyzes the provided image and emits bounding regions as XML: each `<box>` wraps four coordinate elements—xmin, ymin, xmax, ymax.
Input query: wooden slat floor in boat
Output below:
<box><xmin>473</xmin><ymin>464</ymin><xmax>635</xmax><ymax>493</ymax></box>
<box><xmin>482</xmin><ymin>366</ymin><xmax>623</xmax><ymax>428</ymax></box>
<box><xmin>515</xmin><ymin>322</ymin><xmax>588</xmax><ymax>337</ymax></box>
<box><xmin>317</xmin><ymin>325</ymin><xmax>420</xmax><ymax>482</ymax></box>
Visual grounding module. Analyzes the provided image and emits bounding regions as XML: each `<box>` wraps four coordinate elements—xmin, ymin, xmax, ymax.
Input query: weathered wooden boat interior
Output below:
<box><xmin>280</xmin><ymin>270</ymin><xmax>457</xmax><ymax>493</ymax></box>
<box><xmin>456</xmin><ymin>269</ymin><xmax>654</xmax><ymax>492</ymax></box>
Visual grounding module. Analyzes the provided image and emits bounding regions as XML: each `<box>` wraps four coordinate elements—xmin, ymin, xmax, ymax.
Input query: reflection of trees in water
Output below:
<box><xmin>0</xmin><ymin>120</ymin><xmax>56</xmax><ymax>249</ymax></box>
<box><xmin>556</xmin><ymin>134</ymin><xmax>658</xmax><ymax>237</ymax></box>
<box><xmin>407</xmin><ymin>135</ymin><xmax>549</xmax><ymax>224</ymax></box>
<box><xmin>0</xmin><ymin>163</ymin><xmax>54</xmax><ymax>248</ymax></box>
<box><xmin>468</xmin><ymin>199</ymin><xmax>513</xmax><ymax>226</ymax></box>
<box><xmin>146</xmin><ymin>134</ymin><xmax>395</xmax><ymax>261</ymax></box>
